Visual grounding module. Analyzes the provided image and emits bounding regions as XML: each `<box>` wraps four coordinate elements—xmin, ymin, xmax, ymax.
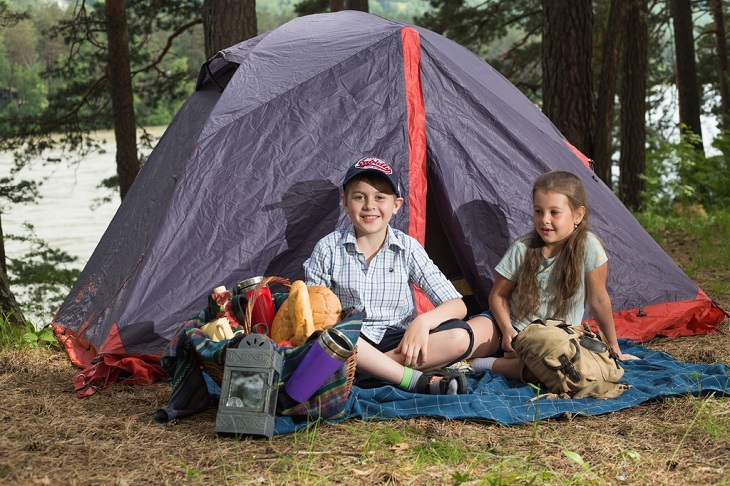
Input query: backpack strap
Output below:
<box><xmin>542</xmin><ymin>338</ymin><xmax>581</xmax><ymax>382</ymax></box>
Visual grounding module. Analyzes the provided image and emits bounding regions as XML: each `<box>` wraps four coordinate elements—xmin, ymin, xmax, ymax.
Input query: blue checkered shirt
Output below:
<box><xmin>304</xmin><ymin>225</ymin><xmax>462</xmax><ymax>344</ymax></box>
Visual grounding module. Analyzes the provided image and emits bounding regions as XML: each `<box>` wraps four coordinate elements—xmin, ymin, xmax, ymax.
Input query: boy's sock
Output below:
<box><xmin>399</xmin><ymin>367</ymin><xmax>423</xmax><ymax>392</ymax></box>
<box><xmin>401</xmin><ymin>367</ymin><xmax>466</xmax><ymax>394</ymax></box>
<box><xmin>471</xmin><ymin>357</ymin><xmax>497</xmax><ymax>373</ymax></box>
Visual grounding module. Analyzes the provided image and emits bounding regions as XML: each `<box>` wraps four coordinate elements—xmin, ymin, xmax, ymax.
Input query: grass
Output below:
<box><xmin>0</xmin><ymin>210</ymin><xmax>729</xmax><ymax>485</ymax></box>
<box><xmin>0</xmin><ymin>311</ymin><xmax>58</xmax><ymax>350</ymax></box>
<box><xmin>636</xmin><ymin>208</ymin><xmax>730</xmax><ymax>284</ymax></box>
<box><xmin>0</xmin><ymin>311</ymin><xmax>24</xmax><ymax>348</ymax></box>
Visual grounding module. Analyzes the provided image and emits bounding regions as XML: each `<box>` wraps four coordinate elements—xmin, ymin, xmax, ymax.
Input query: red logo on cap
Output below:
<box><xmin>355</xmin><ymin>157</ymin><xmax>393</xmax><ymax>174</ymax></box>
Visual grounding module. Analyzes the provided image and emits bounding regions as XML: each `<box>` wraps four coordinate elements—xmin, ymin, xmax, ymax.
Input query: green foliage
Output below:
<box><xmin>5</xmin><ymin>223</ymin><xmax>79</xmax><ymax>325</ymax></box>
<box><xmin>0</xmin><ymin>176</ymin><xmax>38</xmax><ymax>206</ymax></box>
<box><xmin>292</xmin><ymin>0</ymin><xmax>428</xmax><ymax>23</ymax></box>
<box><xmin>635</xmin><ymin>208</ymin><xmax>730</xmax><ymax>284</ymax></box>
<box><xmin>371</xmin><ymin>0</ymin><xmax>429</xmax><ymax>21</ymax></box>
<box><xmin>0</xmin><ymin>41</ymin><xmax>9</xmax><ymax>85</ymax></box>
<box><xmin>0</xmin><ymin>309</ymin><xmax>57</xmax><ymax>349</ymax></box>
<box><xmin>452</xmin><ymin>470</ymin><xmax>471</xmax><ymax>485</ymax></box>
<box><xmin>412</xmin><ymin>439</ymin><xmax>467</xmax><ymax>467</ymax></box>
<box><xmin>0</xmin><ymin>0</ymin><xmax>205</xmax><ymax>163</ymax></box>
<box><xmin>19</xmin><ymin>319</ymin><xmax>57</xmax><ymax>348</ymax></box>
<box><xmin>694</xmin><ymin>393</ymin><xmax>730</xmax><ymax>439</ymax></box>
<box><xmin>0</xmin><ymin>0</ymin><xmax>30</xmax><ymax>28</ymax></box>
<box><xmin>643</xmin><ymin>128</ymin><xmax>703</xmax><ymax>214</ymax></box>
<box><xmin>643</xmin><ymin>127</ymin><xmax>730</xmax><ymax>214</ymax></box>
<box><xmin>619</xmin><ymin>449</ymin><xmax>641</xmax><ymax>461</ymax></box>
<box><xmin>416</xmin><ymin>0</ymin><xmax>542</xmax><ymax>99</ymax></box>
<box><xmin>563</xmin><ymin>450</ymin><xmax>589</xmax><ymax>471</ymax></box>
<box><xmin>0</xmin><ymin>310</ymin><xmax>24</xmax><ymax>348</ymax></box>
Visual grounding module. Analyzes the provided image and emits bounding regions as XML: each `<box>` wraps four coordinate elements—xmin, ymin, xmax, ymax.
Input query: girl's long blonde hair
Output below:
<box><xmin>511</xmin><ymin>170</ymin><xmax>591</xmax><ymax>321</ymax></box>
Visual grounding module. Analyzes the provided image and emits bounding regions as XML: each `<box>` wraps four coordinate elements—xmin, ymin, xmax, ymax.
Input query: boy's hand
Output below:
<box><xmin>394</xmin><ymin>319</ymin><xmax>430</xmax><ymax>367</ymax></box>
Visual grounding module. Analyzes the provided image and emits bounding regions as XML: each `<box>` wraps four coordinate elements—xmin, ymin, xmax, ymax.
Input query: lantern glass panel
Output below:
<box><xmin>225</xmin><ymin>370</ymin><xmax>267</xmax><ymax>411</ymax></box>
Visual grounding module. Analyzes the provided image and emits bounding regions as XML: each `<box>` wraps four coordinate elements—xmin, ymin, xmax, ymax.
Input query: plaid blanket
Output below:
<box><xmin>155</xmin><ymin>309</ymin><xmax>362</xmax><ymax>423</ymax></box>
<box><xmin>273</xmin><ymin>339</ymin><xmax>730</xmax><ymax>435</ymax></box>
<box><xmin>156</xmin><ymin>310</ymin><xmax>729</xmax><ymax>436</ymax></box>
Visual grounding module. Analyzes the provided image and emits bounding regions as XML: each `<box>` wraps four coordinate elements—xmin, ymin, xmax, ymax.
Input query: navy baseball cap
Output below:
<box><xmin>342</xmin><ymin>156</ymin><xmax>401</xmax><ymax>196</ymax></box>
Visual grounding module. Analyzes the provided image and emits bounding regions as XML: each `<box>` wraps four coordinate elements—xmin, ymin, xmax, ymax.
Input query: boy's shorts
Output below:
<box><xmin>360</xmin><ymin>318</ymin><xmax>474</xmax><ymax>366</ymax></box>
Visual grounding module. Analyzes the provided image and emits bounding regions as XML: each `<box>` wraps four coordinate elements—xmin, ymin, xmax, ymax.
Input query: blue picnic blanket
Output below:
<box><xmin>273</xmin><ymin>339</ymin><xmax>730</xmax><ymax>435</ymax></box>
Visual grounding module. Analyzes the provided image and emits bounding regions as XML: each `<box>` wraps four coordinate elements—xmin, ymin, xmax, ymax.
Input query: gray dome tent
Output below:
<box><xmin>51</xmin><ymin>11</ymin><xmax>727</xmax><ymax>395</ymax></box>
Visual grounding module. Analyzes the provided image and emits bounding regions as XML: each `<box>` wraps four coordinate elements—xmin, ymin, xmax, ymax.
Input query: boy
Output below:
<box><xmin>304</xmin><ymin>156</ymin><xmax>473</xmax><ymax>394</ymax></box>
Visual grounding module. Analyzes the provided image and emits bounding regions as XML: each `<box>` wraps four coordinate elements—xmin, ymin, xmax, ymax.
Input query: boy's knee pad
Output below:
<box><xmin>435</xmin><ymin>318</ymin><xmax>474</xmax><ymax>362</ymax></box>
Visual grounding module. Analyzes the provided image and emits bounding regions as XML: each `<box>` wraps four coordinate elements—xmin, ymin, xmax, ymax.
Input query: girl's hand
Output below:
<box><xmin>394</xmin><ymin>320</ymin><xmax>430</xmax><ymax>367</ymax></box>
<box><xmin>618</xmin><ymin>352</ymin><xmax>639</xmax><ymax>361</ymax></box>
<box><xmin>501</xmin><ymin>327</ymin><xmax>518</xmax><ymax>353</ymax></box>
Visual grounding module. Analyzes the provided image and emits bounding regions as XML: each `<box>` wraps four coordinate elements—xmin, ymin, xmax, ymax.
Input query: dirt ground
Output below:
<box><xmin>1</xmin><ymin>240</ymin><xmax>729</xmax><ymax>485</ymax></box>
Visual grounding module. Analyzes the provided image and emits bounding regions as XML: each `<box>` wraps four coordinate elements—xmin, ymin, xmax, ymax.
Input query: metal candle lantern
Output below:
<box><xmin>215</xmin><ymin>334</ymin><xmax>283</xmax><ymax>438</ymax></box>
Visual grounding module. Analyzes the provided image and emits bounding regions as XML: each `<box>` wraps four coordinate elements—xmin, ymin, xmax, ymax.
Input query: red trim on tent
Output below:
<box><xmin>564</xmin><ymin>139</ymin><xmax>591</xmax><ymax>168</ymax></box>
<box><xmin>54</xmin><ymin>322</ymin><xmax>166</xmax><ymax>397</ymax></box>
<box><xmin>53</xmin><ymin>316</ymin><xmax>98</xmax><ymax>370</ymax></box>
<box><xmin>585</xmin><ymin>289</ymin><xmax>728</xmax><ymax>341</ymax></box>
<box><xmin>401</xmin><ymin>27</ymin><xmax>433</xmax><ymax>314</ymax></box>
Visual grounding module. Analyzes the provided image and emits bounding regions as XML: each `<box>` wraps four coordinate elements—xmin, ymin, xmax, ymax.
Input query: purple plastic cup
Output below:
<box><xmin>284</xmin><ymin>327</ymin><xmax>354</xmax><ymax>403</ymax></box>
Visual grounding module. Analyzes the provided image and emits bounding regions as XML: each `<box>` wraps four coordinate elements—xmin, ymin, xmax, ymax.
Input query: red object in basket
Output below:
<box><xmin>237</xmin><ymin>276</ymin><xmax>276</xmax><ymax>336</ymax></box>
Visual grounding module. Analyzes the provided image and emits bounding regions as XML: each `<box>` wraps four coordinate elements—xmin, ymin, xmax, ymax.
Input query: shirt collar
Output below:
<box><xmin>342</xmin><ymin>225</ymin><xmax>405</xmax><ymax>251</ymax></box>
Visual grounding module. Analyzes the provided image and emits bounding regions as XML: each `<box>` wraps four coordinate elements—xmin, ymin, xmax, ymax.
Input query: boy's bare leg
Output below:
<box><xmin>354</xmin><ymin>339</ymin><xmax>409</xmax><ymax>384</ymax></box>
<box><xmin>384</xmin><ymin>328</ymin><xmax>471</xmax><ymax>371</ymax></box>
<box><xmin>355</xmin><ymin>332</ymin><xmax>470</xmax><ymax>394</ymax></box>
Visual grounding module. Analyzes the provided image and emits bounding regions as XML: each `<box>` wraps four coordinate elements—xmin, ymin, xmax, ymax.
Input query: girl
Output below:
<box><xmin>467</xmin><ymin>170</ymin><xmax>637</xmax><ymax>380</ymax></box>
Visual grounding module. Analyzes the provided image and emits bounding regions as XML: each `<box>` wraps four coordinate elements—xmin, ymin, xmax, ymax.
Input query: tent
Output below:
<box><xmin>52</xmin><ymin>11</ymin><xmax>728</xmax><ymax>395</ymax></box>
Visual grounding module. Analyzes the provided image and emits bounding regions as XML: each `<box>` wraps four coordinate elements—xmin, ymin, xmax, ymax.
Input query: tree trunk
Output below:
<box><xmin>0</xmin><ymin>214</ymin><xmax>25</xmax><ymax>328</ymax></box>
<box><xmin>0</xmin><ymin>268</ymin><xmax>25</xmax><ymax>329</ymax></box>
<box><xmin>105</xmin><ymin>0</ymin><xmax>139</xmax><ymax>201</ymax></box>
<box><xmin>670</xmin><ymin>0</ymin><xmax>704</xmax><ymax>151</ymax></box>
<box><xmin>330</xmin><ymin>0</ymin><xmax>345</xmax><ymax>11</ymax></box>
<box><xmin>203</xmin><ymin>0</ymin><xmax>257</xmax><ymax>59</ymax></box>
<box><xmin>0</xmin><ymin>213</ymin><xmax>5</xmax><ymax>276</ymax></box>
<box><xmin>541</xmin><ymin>0</ymin><xmax>595</xmax><ymax>158</ymax></box>
<box><xmin>345</xmin><ymin>0</ymin><xmax>368</xmax><ymax>11</ymax></box>
<box><xmin>593</xmin><ymin>0</ymin><xmax>627</xmax><ymax>188</ymax></box>
<box><xmin>618</xmin><ymin>0</ymin><xmax>648</xmax><ymax>211</ymax></box>
<box><xmin>711</xmin><ymin>0</ymin><xmax>730</xmax><ymax>128</ymax></box>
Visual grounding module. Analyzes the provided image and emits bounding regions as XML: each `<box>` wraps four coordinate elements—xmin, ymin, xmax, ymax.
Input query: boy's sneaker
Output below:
<box><xmin>415</xmin><ymin>369</ymin><xmax>468</xmax><ymax>395</ymax></box>
<box><xmin>448</xmin><ymin>359</ymin><xmax>473</xmax><ymax>373</ymax></box>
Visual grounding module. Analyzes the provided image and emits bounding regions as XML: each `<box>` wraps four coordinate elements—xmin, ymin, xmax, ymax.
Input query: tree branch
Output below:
<box><xmin>132</xmin><ymin>19</ymin><xmax>202</xmax><ymax>76</ymax></box>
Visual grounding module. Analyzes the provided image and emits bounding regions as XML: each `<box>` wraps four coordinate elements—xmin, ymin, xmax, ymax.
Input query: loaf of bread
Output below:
<box><xmin>290</xmin><ymin>281</ymin><xmax>314</xmax><ymax>346</ymax></box>
<box><xmin>271</xmin><ymin>283</ymin><xmax>342</xmax><ymax>346</ymax></box>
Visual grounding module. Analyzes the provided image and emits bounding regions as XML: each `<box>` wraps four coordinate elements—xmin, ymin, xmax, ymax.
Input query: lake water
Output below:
<box><xmin>1</xmin><ymin>128</ymin><xmax>165</xmax><ymax>269</ymax></box>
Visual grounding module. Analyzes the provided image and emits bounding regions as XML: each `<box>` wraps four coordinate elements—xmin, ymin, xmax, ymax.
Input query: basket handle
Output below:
<box><xmin>244</xmin><ymin>276</ymin><xmax>290</xmax><ymax>334</ymax></box>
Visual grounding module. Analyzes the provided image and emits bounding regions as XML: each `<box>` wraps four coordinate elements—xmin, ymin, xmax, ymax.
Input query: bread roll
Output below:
<box><xmin>308</xmin><ymin>285</ymin><xmax>343</xmax><ymax>328</ymax></box>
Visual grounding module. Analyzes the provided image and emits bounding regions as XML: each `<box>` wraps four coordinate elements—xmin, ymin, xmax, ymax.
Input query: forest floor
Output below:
<box><xmin>1</xmin><ymin>234</ymin><xmax>729</xmax><ymax>485</ymax></box>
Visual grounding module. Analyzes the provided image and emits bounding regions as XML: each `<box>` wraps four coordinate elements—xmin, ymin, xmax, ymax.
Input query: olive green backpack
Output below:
<box><xmin>512</xmin><ymin>319</ymin><xmax>631</xmax><ymax>399</ymax></box>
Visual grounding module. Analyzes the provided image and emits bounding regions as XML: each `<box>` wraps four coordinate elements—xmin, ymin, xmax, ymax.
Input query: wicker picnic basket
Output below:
<box><xmin>202</xmin><ymin>276</ymin><xmax>357</xmax><ymax>392</ymax></box>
